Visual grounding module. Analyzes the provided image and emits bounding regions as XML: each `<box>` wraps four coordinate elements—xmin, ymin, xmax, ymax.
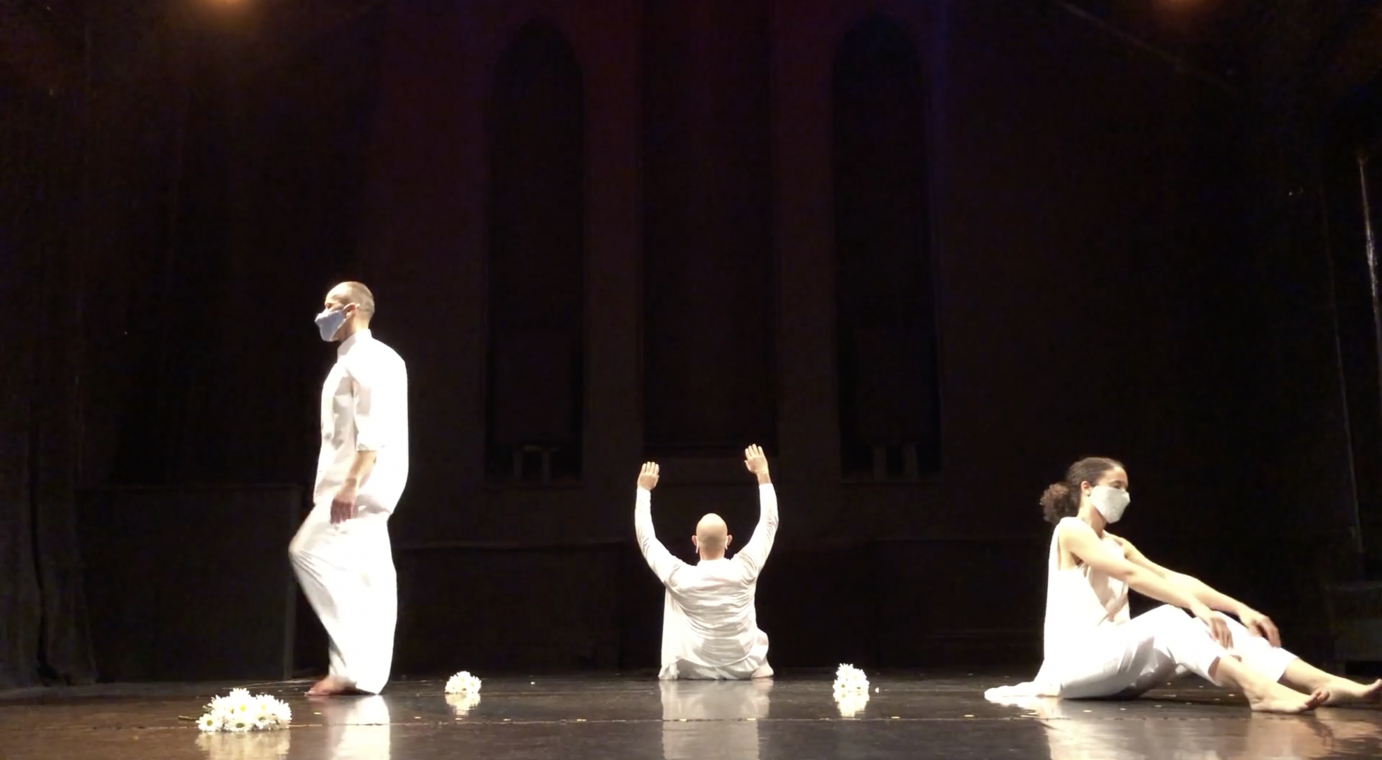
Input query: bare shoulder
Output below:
<box><xmin>1055</xmin><ymin>516</ymin><xmax>1095</xmax><ymax>541</ymax></box>
<box><xmin>1053</xmin><ymin>517</ymin><xmax>1095</xmax><ymax>556</ymax></box>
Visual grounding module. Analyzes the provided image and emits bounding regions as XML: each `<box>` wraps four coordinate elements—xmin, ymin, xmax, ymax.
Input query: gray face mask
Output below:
<box><xmin>314</xmin><ymin>307</ymin><xmax>347</xmax><ymax>342</ymax></box>
<box><xmin>1089</xmin><ymin>485</ymin><xmax>1130</xmax><ymax>523</ymax></box>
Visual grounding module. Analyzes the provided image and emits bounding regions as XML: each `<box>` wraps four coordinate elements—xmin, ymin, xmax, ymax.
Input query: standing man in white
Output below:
<box><xmin>635</xmin><ymin>444</ymin><xmax>779</xmax><ymax>680</ymax></box>
<box><xmin>289</xmin><ymin>281</ymin><xmax>409</xmax><ymax>696</ymax></box>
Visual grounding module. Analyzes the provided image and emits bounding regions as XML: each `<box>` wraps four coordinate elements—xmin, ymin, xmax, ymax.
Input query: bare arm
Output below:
<box><xmin>634</xmin><ymin>463</ymin><xmax>685</xmax><ymax>586</ymax></box>
<box><xmin>344</xmin><ymin>451</ymin><xmax>378</xmax><ymax>490</ymax></box>
<box><xmin>1110</xmin><ymin>533</ymin><xmax>1281</xmax><ymax>645</ymax></box>
<box><xmin>1059</xmin><ymin>520</ymin><xmax>1234</xmax><ymax>648</ymax></box>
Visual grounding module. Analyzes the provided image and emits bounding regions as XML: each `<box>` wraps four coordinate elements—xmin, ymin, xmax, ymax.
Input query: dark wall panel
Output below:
<box><xmin>485</xmin><ymin>22</ymin><xmax>586</xmax><ymax>484</ymax></box>
<box><xmin>642</xmin><ymin>0</ymin><xmax>776</xmax><ymax>454</ymax></box>
<box><xmin>832</xmin><ymin>15</ymin><xmax>940</xmax><ymax>480</ymax></box>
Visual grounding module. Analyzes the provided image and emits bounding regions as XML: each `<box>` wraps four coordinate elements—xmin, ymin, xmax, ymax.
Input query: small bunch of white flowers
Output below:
<box><xmin>832</xmin><ymin>664</ymin><xmax>870</xmax><ymax>695</ymax></box>
<box><xmin>197</xmin><ymin>688</ymin><xmax>292</xmax><ymax>733</ymax></box>
<box><xmin>445</xmin><ymin>671</ymin><xmax>482</xmax><ymax>695</ymax></box>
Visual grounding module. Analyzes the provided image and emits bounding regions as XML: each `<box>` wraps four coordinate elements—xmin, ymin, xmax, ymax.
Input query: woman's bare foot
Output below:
<box><xmin>306</xmin><ymin>675</ymin><xmax>355</xmax><ymax>696</ymax></box>
<box><xmin>1322</xmin><ymin>678</ymin><xmax>1382</xmax><ymax>706</ymax></box>
<box><xmin>1247</xmin><ymin>683</ymin><xmax>1328</xmax><ymax>714</ymax></box>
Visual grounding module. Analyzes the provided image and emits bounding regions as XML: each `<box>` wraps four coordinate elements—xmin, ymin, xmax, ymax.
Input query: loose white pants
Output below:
<box><xmin>1051</xmin><ymin>605</ymin><xmax>1298</xmax><ymax>699</ymax></box>
<box><xmin>663</xmin><ymin>630</ymin><xmax>774</xmax><ymax>680</ymax></box>
<box><xmin>288</xmin><ymin>500</ymin><xmax>398</xmax><ymax>694</ymax></box>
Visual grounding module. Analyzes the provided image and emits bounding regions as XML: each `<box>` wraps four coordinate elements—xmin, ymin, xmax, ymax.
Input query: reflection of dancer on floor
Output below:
<box><xmin>987</xmin><ymin>456</ymin><xmax>1382</xmax><ymax>713</ymax></box>
<box><xmin>660</xmin><ymin>680</ymin><xmax>772</xmax><ymax>760</ymax></box>
<box><xmin>636</xmin><ymin>445</ymin><xmax>779</xmax><ymax>680</ymax></box>
<box><xmin>989</xmin><ymin>695</ymin><xmax>1382</xmax><ymax>760</ymax></box>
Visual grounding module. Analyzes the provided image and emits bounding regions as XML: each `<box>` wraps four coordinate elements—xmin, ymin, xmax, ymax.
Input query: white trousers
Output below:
<box><xmin>288</xmin><ymin>500</ymin><xmax>398</xmax><ymax>694</ymax></box>
<box><xmin>1051</xmin><ymin>604</ymin><xmax>1298</xmax><ymax>699</ymax></box>
<box><xmin>662</xmin><ymin>630</ymin><xmax>774</xmax><ymax>680</ymax></box>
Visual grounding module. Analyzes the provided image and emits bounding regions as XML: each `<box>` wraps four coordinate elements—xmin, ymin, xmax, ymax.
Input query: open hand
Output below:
<box><xmin>1239</xmin><ymin>608</ymin><xmax>1281</xmax><ymax>647</ymax></box>
<box><xmin>638</xmin><ymin>462</ymin><xmax>660</xmax><ymax>491</ymax></box>
<box><xmin>744</xmin><ymin>444</ymin><xmax>769</xmax><ymax>479</ymax></box>
<box><xmin>330</xmin><ymin>485</ymin><xmax>358</xmax><ymax>524</ymax></box>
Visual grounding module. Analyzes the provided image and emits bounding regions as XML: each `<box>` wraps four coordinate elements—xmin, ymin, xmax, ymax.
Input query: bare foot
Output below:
<box><xmin>306</xmin><ymin>675</ymin><xmax>355</xmax><ymax>696</ymax></box>
<box><xmin>1323</xmin><ymin>678</ymin><xmax>1382</xmax><ymax>706</ymax></box>
<box><xmin>1248</xmin><ymin>683</ymin><xmax>1328</xmax><ymax>714</ymax></box>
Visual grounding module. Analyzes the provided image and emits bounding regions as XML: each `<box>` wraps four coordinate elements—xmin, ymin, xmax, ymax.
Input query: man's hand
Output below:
<box><xmin>638</xmin><ymin>462</ymin><xmax>660</xmax><ymax>491</ymax></box>
<box><xmin>744</xmin><ymin>444</ymin><xmax>770</xmax><ymax>484</ymax></box>
<box><xmin>331</xmin><ymin>484</ymin><xmax>358</xmax><ymax>524</ymax></box>
<box><xmin>1238</xmin><ymin>608</ymin><xmax>1282</xmax><ymax>647</ymax></box>
<box><xmin>1191</xmin><ymin>603</ymin><xmax>1234</xmax><ymax>650</ymax></box>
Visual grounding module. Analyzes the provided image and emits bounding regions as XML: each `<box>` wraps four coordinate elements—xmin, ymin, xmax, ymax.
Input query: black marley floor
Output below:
<box><xmin>2</xmin><ymin>672</ymin><xmax>1380</xmax><ymax>759</ymax></box>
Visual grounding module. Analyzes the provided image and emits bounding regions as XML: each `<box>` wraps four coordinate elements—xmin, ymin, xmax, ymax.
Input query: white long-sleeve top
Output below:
<box><xmin>314</xmin><ymin>329</ymin><xmax>409</xmax><ymax>511</ymax></box>
<box><xmin>635</xmin><ymin>484</ymin><xmax>779</xmax><ymax>679</ymax></box>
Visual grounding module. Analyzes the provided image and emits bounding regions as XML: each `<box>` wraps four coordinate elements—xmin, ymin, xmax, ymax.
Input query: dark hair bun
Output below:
<box><xmin>1040</xmin><ymin>482</ymin><xmax>1071</xmax><ymax>524</ymax></box>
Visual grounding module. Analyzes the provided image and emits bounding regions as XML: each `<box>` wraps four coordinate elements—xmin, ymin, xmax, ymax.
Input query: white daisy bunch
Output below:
<box><xmin>835</xmin><ymin>692</ymin><xmax>870</xmax><ymax>718</ymax></box>
<box><xmin>197</xmin><ymin>688</ymin><xmax>292</xmax><ymax>733</ymax></box>
<box><xmin>445</xmin><ymin>671</ymin><xmax>482</xmax><ymax>695</ymax></box>
<box><xmin>445</xmin><ymin>691</ymin><xmax>483</xmax><ymax>715</ymax></box>
<box><xmin>832</xmin><ymin>664</ymin><xmax>870</xmax><ymax>695</ymax></box>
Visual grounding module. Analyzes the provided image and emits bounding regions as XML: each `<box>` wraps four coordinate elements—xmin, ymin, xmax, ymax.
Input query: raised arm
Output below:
<box><xmin>735</xmin><ymin>445</ymin><xmax>778</xmax><ymax>580</ymax></box>
<box><xmin>1109</xmin><ymin>533</ymin><xmax>1281</xmax><ymax>646</ymax></box>
<box><xmin>634</xmin><ymin>462</ymin><xmax>686</xmax><ymax>586</ymax></box>
<box><xmin>1058</xmin><ymin>519</ymin><xmax>1234</xmax><ymax>648</ymax></box>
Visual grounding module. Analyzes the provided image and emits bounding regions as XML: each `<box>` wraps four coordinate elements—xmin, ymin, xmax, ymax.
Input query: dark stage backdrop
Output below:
<box><xmin>2</xmin><ymin>0</ymin><xmax>1379</xmax><ymax>687</ymax></box>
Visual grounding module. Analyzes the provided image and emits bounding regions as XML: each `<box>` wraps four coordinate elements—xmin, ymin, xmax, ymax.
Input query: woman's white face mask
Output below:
<box><xmin>1088</xmin><ymin>485</ymin><xmax>1130</xmax><ymax>523</ymax></box>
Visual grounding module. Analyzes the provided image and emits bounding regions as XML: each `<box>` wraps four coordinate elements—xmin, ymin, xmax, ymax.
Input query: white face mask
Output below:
<box><xmin>1088</xmin><ymin>485</ymin><xmax>1130</xmax><ymax>524</ymax></box>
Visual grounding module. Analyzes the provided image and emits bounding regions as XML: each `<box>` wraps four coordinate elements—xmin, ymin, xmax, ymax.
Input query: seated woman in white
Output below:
<box><xmin>986</xmin><ymin>456</ymin><xmax>1381</xmax><ymax>713</ymax></box>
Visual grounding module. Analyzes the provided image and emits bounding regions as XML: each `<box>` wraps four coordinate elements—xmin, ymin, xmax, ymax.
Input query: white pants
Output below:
<box><xmin>288</xmin><ymin>500</ymin><xmax>398</xmax><ymax>694</ymax></box>
<box><xmin>662</xmin><ymin>630</ymin><xmax>774</xmax><ymax>680</ymax></box>
<box><xmin>1051</xmin><ymin>605</ymin><xmax>1298</xmax><ymax>699</ymax></box>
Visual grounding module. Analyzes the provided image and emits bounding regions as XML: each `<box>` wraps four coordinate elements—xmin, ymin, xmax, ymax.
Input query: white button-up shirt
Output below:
<box><xmin>636</xmin><ymin>484</ymin><xmax>779</xmax><ymax>679</ymax></box>
<box><xmin>315</xmin><ymin>329</ymin><xmax>409</xmax><ymax>511</ymax></box>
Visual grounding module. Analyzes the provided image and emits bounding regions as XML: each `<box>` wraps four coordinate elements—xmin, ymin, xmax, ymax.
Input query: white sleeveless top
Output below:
<box><xmin>986</xmin><ymin>518</ymin><xmax>1131</xmax><ymax>699</ymax></box>
<box><xmin>1041</xmin><ymin>517</ymin><xmax>1130</xmax><ymax>660</ymax></box>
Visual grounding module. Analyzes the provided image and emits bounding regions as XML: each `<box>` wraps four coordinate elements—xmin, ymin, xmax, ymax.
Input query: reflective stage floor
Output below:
<box><xmin>3</xmin><ymin>673</ymin><xmax>1381</xmax><ymax>759</ymax></box>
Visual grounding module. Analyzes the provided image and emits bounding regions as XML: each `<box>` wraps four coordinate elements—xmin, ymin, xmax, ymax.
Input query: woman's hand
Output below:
<box><xmin>1238</xmin><ymin>607</ymin><xmax>1282</xmax><ymax>647</ymax></box>
<box><xmin>1191</xmin><ymin>603</ymin><xmax>1234</xmax><ymax>649</ymax></box>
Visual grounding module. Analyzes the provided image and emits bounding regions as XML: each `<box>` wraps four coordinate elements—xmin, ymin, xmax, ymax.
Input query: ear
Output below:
<box><xmin>691</xmin><ymin>536</ymin><xmax>698</xmax><ymax>550</ymax></box>
<box><xmin>726</xmin><ymin>535</ymin><xmax>733</xmax><ymax>548</ymax></box>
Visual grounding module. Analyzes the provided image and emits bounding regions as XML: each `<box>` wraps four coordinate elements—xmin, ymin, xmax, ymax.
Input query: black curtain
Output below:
<box><xmin>0</xmin><ymin>64</ymin><xmax>95</xmax><ymax>689</ymax></box>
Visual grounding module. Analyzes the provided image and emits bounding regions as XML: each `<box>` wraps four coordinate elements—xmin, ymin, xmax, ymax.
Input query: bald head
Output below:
<box><xmin>694</xmin><ymin>513</ymin><xmax>731</xmax><ymax>560</ymax></box>
<box><xmin>327</xmin><ymin>281</ymin><xmax>375</xmax><ymax>319</ymax></box>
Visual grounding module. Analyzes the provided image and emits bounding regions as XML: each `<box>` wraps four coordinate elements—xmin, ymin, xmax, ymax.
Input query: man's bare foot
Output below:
<box><xmin>1323</xmin><ymin>678</ymin><xmax>1382</xmax><ymax>706</ymax></box>
<box><xmin>306</xmin><ymin>675</ymin><xmax>355</xmax><ymax>696</ymax></box>
<box><xmin>1247</xmin><ymin>682</ymin><xmax>1328</xmax><ymax>714</ymax></box>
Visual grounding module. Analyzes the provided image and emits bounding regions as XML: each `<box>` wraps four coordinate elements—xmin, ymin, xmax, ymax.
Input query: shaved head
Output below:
<box><xmin>694</xmin><ymin>513</ymin><xmax>730</xmax><ymax>559</ymax></box>
<box><xmin>327</xmin><ymin>281</ymin><xmax>375</xmax><ymax>318</ymax></box>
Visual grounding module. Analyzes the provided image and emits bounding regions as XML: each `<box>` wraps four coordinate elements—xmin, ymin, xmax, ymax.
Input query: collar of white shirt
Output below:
<box><xmin>338</xmin><ymin>327</ymin><xmax>372</xmax><ymax>357</ymax></box>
